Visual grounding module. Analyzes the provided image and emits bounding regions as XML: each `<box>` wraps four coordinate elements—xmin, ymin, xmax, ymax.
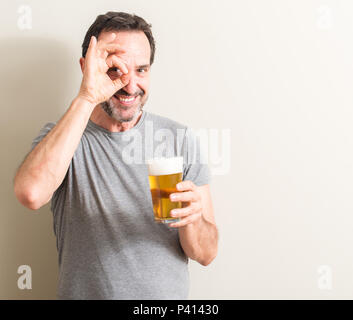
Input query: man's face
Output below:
<box><xmin>98</xmin><ymin>30</ymin><xmax>151</xmax><ymax>122</ymax></box>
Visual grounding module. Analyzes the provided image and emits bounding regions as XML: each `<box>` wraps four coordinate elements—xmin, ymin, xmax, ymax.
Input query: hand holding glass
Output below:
<box><xmin>147</xmin><ymin>157</ymin><xmax>183</xmax><ymax>224</ymax></box>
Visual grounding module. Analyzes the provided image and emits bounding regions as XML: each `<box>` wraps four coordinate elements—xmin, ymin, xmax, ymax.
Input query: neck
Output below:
<box><xmin>89</xmin><ymin>105</ymin><xmax>143</xmax><ymax>132</ymax></box>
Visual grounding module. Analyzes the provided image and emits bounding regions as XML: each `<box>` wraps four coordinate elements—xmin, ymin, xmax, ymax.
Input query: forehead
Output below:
<box><xmin>98</xmin><ymin>30</ymin><xmax>151</xmax><ymax>65</ymax></box>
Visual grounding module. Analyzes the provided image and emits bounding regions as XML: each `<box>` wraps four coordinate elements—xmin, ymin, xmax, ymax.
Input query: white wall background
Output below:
<box><xmin>1</xmin><ymin>0</ymin><xmax>352</xmax><ymax>299</ymax></box>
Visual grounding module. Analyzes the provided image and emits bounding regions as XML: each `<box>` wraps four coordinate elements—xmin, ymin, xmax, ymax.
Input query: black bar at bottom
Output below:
<box><xmin>0</xmin><ymin>300</ymin><xmax>347</xmax><ymax>318</ymax></box>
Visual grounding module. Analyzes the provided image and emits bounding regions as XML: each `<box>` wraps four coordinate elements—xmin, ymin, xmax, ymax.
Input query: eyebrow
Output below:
<box><xmin>136</xmin><ymin>64</ymin><xmax>150</xmax><ymax>69</ymax></box>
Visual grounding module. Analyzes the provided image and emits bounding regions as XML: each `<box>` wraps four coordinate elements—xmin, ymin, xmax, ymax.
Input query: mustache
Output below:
<box><xmin>115</xmin><ymin>88</ymin><xmax>144</xmax><ymax>97</ymax></box>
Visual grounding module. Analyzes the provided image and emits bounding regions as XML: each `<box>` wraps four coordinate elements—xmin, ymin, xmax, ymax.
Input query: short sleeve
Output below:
<box><xmin>182</xmin><ymin>127</ymin><xmax>211</xmax><ymax>186</ymax></box>
<box><xmin>30</xmin><ymin>122</ymin><xmax>56</xmax><ymax>151</ymax></box>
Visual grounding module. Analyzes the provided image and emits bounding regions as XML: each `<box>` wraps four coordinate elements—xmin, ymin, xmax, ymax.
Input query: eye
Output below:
<box><xmin>109</xmin><ymin>67</ymin><xmax>120</xmax><ymax>73</ymax></box>
<box><xmin>107</xmin><ymin>67</ymin><xmax>122</xmax><ymax>77</ymax></box>
<box><xmin>137</xmin><ymin>68</ymin><xmax>147</xmax><ymax>73</ymax></box>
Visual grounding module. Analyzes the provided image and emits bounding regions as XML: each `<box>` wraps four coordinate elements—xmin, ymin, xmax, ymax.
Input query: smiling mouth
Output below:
<box><xmin>113</xmin><ymin>94</ymin><xmax>138</xmax><ymax>105</ymax></box>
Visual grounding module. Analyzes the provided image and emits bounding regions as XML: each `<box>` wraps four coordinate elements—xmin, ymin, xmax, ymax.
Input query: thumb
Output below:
<box><xmin>112</xmin><ymin>74</ymin><xmax>130</xmax><ymax>90</ymax></box>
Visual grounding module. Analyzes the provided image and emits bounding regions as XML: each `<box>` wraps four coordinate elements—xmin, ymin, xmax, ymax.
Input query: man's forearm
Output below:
<box><xmin>178</xmin><ymin>214</ymin><xmax>218</xmax><ymax>266</ymax></box>
<box><xmin>14</xmin><ymin>96</ymin><xmax>95</xmax><ymax>210</ymax></box>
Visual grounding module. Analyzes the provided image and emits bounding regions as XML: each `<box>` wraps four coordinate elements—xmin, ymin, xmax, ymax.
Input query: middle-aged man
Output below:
<box><xmin>14</xmin><ymin>11</ymin><xmax>218</xmax><ymax>299</ymax></box>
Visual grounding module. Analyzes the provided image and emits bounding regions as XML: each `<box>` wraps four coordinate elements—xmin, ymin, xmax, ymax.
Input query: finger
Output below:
<box><xmin>170</xmin><ymin>191</ymin><xmax>199</xmax><ymax>203</ymax></box>
<box><xmin>176</xmin><ymin>181</ymin><xmax>195</xmax><ymax>192</ymax></box>
<box><xmin>169</xmin><ymin>212</ymin><xmax>202</xmax><ymax>228</ymax></box>
<box><xmin>170</xmin><ymin>203</ymin><xmax>201</xmax><ymax>218</ymax></box>
<box><xmin>101</xmin><ymin>45</ymin><xmax>126</xmax><ymax>59</ymax></box>
<box><xmin>85</xmin><ymin>36</ymin><xmax>98</xmax><ymax>62</ymax></box>
<box><xmin>106</xmin><ymin>55</ymin><xmax>128</xmax><ymax>74</ymax></box>
<box><xmin>111</xmin><ymin>73</ymin><xmax>130</xmax><ymax>90</ymax></box>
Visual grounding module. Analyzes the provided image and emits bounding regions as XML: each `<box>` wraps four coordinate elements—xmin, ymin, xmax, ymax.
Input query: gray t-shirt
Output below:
<box><xmin>31</xmin><ymin>111</ymin><xmax>210</xmax><ymax>300</ymax></box>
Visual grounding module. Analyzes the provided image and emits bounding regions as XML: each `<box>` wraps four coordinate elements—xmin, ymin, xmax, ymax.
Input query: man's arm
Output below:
<box><xmin>14</xmin><ymin>34</ymin><xmax>129</xmax><ymax>210</ymax></box>
<box><xmin>14</xmin><ymin>97</ymin><xmax>95</xmax><ymax>210</ymax></box>
<box><xmin>169</xmin><ymin>183</ymin><xmax>219</xmax><ymax>266</ymax></box>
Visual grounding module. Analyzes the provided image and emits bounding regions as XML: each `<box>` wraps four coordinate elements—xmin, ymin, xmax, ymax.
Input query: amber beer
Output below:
<box><xmin>147</xmin><ymin>157</ymin><xmax>183</xmax><ymax>223</ymax></box>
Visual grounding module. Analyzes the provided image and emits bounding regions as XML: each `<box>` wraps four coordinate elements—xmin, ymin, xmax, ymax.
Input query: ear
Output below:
<box><xmin>79</xmin><ymin>57</ymin><xmax>85</xmax><ymax>73</ymax></box>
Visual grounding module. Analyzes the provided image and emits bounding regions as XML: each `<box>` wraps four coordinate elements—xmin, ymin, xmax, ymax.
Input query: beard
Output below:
<box><xmin>100</xmin><ymin>89</ymin><xmax>147</xmax><ymax>123</ymax></box>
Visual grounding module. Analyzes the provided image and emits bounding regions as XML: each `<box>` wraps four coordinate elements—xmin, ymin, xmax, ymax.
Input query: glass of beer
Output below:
<box><xmin>147</xmin><ymin>157</ymin><xmax>183</xmax><ymax>224</ymax></box>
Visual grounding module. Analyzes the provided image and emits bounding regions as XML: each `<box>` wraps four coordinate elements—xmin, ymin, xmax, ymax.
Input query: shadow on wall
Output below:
<box><xmin>0</xmin><ymin>37</ymin><xmax>78</xmax><ymax>299</ymax></box>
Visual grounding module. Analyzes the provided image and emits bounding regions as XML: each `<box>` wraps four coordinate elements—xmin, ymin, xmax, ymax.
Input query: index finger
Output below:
<box><xmin>99</xmin><ymin>43</ymin><xmax>126</xmax><ymax>59</ymax></box>
<box><xmin>176</xmin><ymin>181</ymin><xmax>195</xmax><ymax>192</ymax></box>
<box><xmin>170</xmin><ymin>191</ymin><xmax>199</xmax><ymax>203</ymax></box>
<box><xmin>106</xmin><ymin>54</ymin><xmax>128</xmax><ymax>74</ymax></box>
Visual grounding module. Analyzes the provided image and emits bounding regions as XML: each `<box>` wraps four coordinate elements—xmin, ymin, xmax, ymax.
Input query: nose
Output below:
<box><xmin>122</xmin><ymin>73</ymin><xmax>142</xmax><ymax>96</ymax></box>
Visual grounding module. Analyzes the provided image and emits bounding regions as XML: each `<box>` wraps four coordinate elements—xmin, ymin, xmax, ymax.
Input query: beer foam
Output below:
<box><xmin>147</xmin><ymin>157</ymin><xmax>183</xmax><ymax>176</ymax></box>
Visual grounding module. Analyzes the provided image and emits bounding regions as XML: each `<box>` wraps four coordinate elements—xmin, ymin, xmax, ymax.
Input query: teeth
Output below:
<box><xmin>117</xmin><ymin>95</ymin><xmax>135</xmax><ymax>102</ymax></box>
